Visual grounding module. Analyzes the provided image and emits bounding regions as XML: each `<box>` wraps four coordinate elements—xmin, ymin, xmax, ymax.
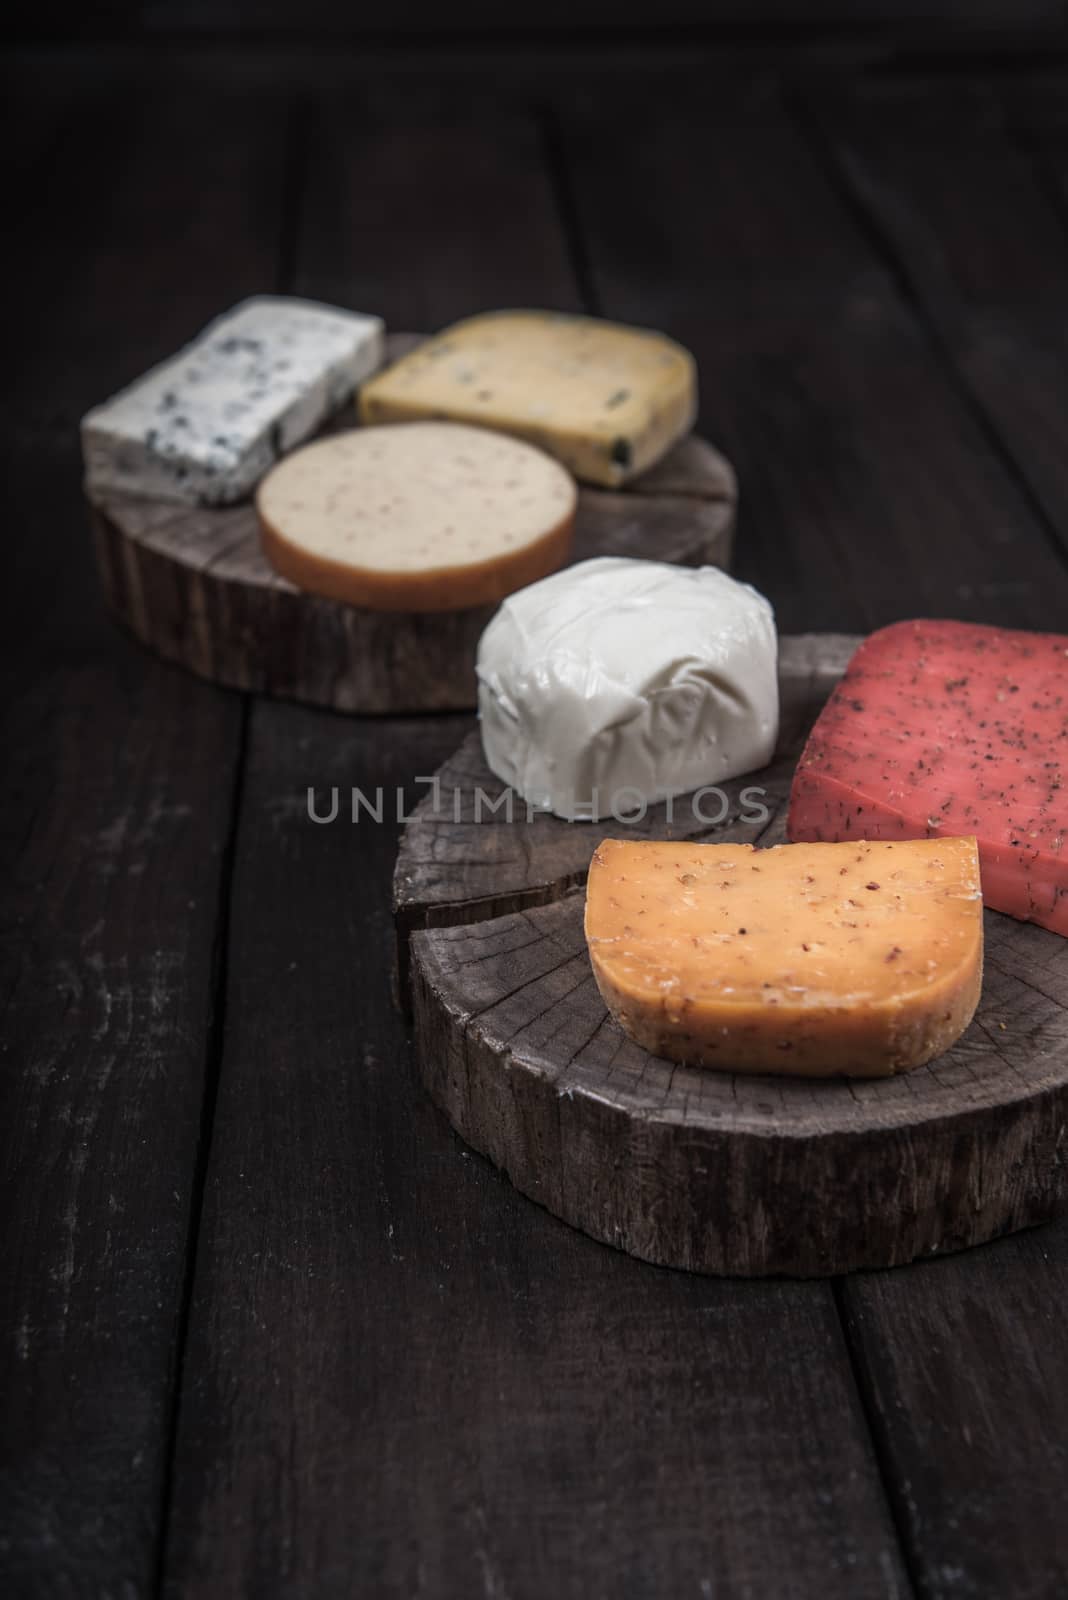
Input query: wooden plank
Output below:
<box><xmin>839</xmin><ymin>1226</ymin><xmax>1068</xmax><ymax>1600</ymax></box>
<box><xmin>164</xmin><ymin>705</ymin><xmax>910</xmax><ymax>1598</ymax></box>
<box><xmin>291</xmin><ymin>88</ymin><xmax>581</xmax><ymax>324</ymax></box>
<box><xmin>0</xmin><ymin>56</ymin><xmax>284</xmax><ymax>1593</ymax></box>
<box><xmin>552</xmin><ymin>74</ymin><xmax>1068</xmax><ymax>636</ymax></box>
<box><xmin>784</xmin><ymin>75</ymin><xmax>1068</xmax><ymax>1600</ymax></box>
<box><xmin>0</xmin><ymin>537</ymin><xmax>242</xmax><ymax>1596</ymax></box>
<box><xmin>804</xmin><ymin>74</ymin><xmax>1068</xmax><ymax>566</ymax></box>
<box><xmin>162</xmin><ymin>88</ymin><xmax>909</xmax><ymax>1598</ymax></box>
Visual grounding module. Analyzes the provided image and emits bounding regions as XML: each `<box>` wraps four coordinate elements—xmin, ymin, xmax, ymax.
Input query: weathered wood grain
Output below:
<box><xmin>0</xmin><ymin>600</ymin><xmax>244</xmax><ymax>1596</ymax></box>
<box><xmin>90</xmin><ymin>336</ymin><xmax>735</xmax><ymax>715</ymax></box>
<box><xmin>413</xmin><ymin>890</ymin><xmax>1068</xmax><ymax>1277</ymax></box>
<box><xmin>160</xmin><ymin>704</ymin><xmax>910</xmax><ymax>1600</ymax></box>
<box><xmin>0</xmin><ymin>59</ymin><xmax>276</xmax><ymax>1595</ymax></box>
<box><xmin>805</xmin><ymin>77</ymin><xmax>1068</xmax><ymax>567</ymax></box>
<box><xmin>839</xmin><ymin>1224</ymin><xmax>1068</xmax><ymax>1600</ymax></box>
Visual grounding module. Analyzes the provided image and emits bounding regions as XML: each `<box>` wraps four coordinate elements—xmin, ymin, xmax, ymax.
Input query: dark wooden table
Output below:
<box><xmin>4</xmin><ymin>30</ymin><xmax>1068</xmax><ymax>1600</ymax></box>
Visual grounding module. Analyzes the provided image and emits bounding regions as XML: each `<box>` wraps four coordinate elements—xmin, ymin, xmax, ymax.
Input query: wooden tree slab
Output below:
<box><xmin>395</xmin><ymin>634</ymin><xmax>1068</xmax><ymax>1277</ymax></box>
<box><xmin>87</xmin><ymin>335</ymin><xmax>736</xmax><ymax>715</ymax></box>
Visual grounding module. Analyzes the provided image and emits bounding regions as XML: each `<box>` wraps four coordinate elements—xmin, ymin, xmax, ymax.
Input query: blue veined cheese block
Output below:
<box><xmin>82</xmin><ymin>296</ymin><xmax>384</xmax><ymax>506</ymax></box>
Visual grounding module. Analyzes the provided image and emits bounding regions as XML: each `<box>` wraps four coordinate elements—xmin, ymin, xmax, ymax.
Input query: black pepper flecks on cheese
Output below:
<box><xmin>356</xmin><ymin>310</ymin><xmax>697</xmax><ymax>487</ymax></box>
<box><xmin>585</xmin><ymin>836</ymin><xmax>984</xmax><ymax>1077</ymax></box>
<box><xmin>789</xmin><ymin>619</ymin><xmax>1068</xmax><ymax>936</ymax></box>
<box><xmin>256</xmin><ymin>421</ymin><xmax>576</xmax><ymax>613</ymax></box>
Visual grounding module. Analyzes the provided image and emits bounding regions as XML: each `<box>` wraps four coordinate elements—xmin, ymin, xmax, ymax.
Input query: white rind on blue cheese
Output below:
<box><xmin>81</xmin><ymin>296</ymin><xmax>385</xmax><ymax>506</ymax></box>
<box><xmin>476</xmin><ymin>557</ymin><xmax>779</xmax><ymax>821</ymax></box>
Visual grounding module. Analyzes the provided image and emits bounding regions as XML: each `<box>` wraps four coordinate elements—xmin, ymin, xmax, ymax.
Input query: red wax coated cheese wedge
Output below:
<box><xmin>789</xmin><ymin>620</ymin><xmax>1068</xmax><ymax>935</ymax></box>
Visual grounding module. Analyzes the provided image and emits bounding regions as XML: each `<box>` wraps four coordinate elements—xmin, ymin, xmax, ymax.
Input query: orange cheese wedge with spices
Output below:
<box><xmin>584</xmin><ymin>836</ymin><xmax>983</xmax><ymax>1077</ymax></box>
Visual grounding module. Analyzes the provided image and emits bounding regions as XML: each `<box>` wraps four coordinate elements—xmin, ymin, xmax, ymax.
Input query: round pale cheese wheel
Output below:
<box><xmin>256</xmin><ymin>421</ymin><xmax>577</xmax><ymax>613</ymax></box>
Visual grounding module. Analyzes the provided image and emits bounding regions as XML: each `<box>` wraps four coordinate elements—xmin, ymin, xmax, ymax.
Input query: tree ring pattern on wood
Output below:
<box><xmin>396</xmin><ymin>634</ymin><xmax>1068</xmax><ymax>1276</ymax></box>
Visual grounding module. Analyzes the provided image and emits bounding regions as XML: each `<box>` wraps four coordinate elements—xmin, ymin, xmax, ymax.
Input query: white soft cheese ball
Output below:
<box><xmin>476</xmin><ymin>556</ymin><xmax>779</xmax><ymax>821</ymax></box>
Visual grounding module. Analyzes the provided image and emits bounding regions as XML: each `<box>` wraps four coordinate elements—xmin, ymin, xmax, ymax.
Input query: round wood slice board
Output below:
<box><xmin>394</xmin><ymin>634</ymin><xmax>1068</xmax><ymax>1277</ymax></box>
<box><xmin>87</xmin><ymin>334</ymin><xmax>736</xmax><ymax>715</ymax></box>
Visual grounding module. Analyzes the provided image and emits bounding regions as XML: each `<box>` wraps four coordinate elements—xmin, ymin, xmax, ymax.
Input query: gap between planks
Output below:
<box><xmin>151</xmin><ymin>695</ymin><xmax>251</xmax><ymax>1597</ymax></box>
<box><xmin>786</xmin><ymin>77</ymin><xmax>1068</xmax><ymax>575</ymax></box>
<box><xmin>150</xmin><ymin>75</ymin><xmax>312</xmax><ymax>1597</ymax></box>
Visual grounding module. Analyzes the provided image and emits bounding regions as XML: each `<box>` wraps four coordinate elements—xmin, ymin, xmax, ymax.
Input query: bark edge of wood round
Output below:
<box><xmin>398</xmin><ymin>631</ymin><xmax>1068</xmax><ymax>1276</ymax></box>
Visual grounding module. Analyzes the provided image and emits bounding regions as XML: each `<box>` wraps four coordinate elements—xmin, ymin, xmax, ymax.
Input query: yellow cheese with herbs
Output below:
<box><xmin>585</xmin><ymin>836</ymin><xmax>984</xmax><ymax>1077</ymax></box>
<box><xmin>357</xmin><ymin>311</ymin><xmax>698</xmax><ymax>487</ymax></box>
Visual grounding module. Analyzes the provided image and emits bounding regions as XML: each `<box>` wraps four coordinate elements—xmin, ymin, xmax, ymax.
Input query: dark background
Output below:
<box><xmin>4</xmin><ymin>3</ymin><xmax>1068</xmax><ymax>1598</ymax></box>
<box><xmin>6</xmin><ymin>0</ymin><xmax>1068</xmax><ymax>43</ymax></box>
